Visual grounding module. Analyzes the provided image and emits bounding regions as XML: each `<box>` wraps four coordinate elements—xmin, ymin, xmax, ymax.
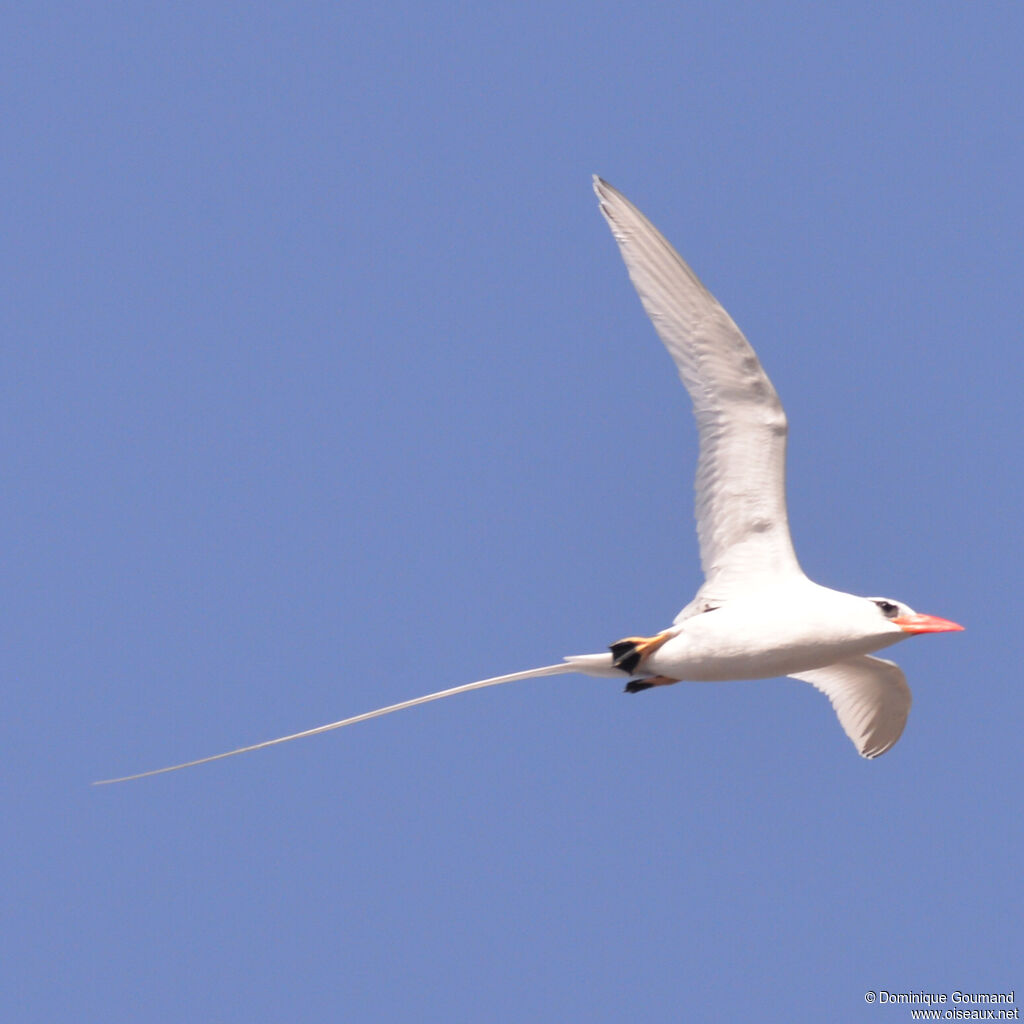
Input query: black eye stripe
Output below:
<box><xmin>873</xmin><ymin>600</ymin><xmax>899</xmax><ymax>617</ymax></box>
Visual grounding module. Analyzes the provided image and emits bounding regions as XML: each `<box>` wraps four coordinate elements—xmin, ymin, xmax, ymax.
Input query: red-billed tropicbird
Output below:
<box><xmin>95</xmin><ymin>177</ymin><xmax>961</xmax><ymax>783</ymax></box>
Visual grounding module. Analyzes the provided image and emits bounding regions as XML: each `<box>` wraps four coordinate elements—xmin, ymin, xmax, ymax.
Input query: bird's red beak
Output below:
<box><xmin>892</xmin><ymin>613</ymin><xmax>964</xmax><ymax>634</ymax></box>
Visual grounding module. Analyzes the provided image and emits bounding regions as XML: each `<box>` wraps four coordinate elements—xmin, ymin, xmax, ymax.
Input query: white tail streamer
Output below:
<box><xmin>93</xmin><ymin>663</ymin><xmax>578</xmax><ymax>785</ymax></box>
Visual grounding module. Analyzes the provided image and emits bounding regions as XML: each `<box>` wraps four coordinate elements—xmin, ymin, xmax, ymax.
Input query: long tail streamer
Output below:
<box><xmin>93</xmin><ymin>663</ymin><xmax>575</xmax><ymax>785</ymax></box>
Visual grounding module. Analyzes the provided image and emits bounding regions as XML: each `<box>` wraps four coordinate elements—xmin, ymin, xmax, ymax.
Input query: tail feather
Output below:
<box><xmin>562</xmin><ymin>652</ymin><xmax>622</xmax><ymax>678</ymax></box>
<box><xmin>93</xmin><ymin>662</ymin><xmax>583</xmax><ymax>785</ymax></box>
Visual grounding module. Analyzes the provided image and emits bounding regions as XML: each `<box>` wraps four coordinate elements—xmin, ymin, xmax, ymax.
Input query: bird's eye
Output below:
<box><xmin>873</xmin><ymin>600</ymin><xmax>899</xmax><ymax>618</ymax></box>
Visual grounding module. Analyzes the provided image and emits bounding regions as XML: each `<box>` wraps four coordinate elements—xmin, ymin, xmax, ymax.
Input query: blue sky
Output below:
<box><xmin>4</xmin><ymin>3</ymin><xmax>1021</xmax><ymax>1021</ymax></box>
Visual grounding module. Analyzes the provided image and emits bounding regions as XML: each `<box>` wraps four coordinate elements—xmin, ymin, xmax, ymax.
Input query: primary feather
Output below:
<box><xmin>593</xmin><ymin>177</ymin><xmax>803</xmax><ymax>613</ymax></box>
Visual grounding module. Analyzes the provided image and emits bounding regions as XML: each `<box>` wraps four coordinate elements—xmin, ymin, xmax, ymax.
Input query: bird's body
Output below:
<box><xmin>96</xmin><ymin>177</ymin><xmax>961</xmax><ymax>784</ymax></box>
<box><xmin>626</xmin><ymin>584</ymin><xmax>910</xmax><ymax>683</ymax></box>
<box><xmin>568</xmin><ymin>582</ymin><xmax>920</xmax><ymax>683</ymax></box>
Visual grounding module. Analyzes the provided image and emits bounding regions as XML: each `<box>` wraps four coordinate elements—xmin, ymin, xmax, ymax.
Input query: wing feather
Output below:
<box><xmin>790</xmin><ymin>655</ymin><xmax>912</xmax><ymax>758</ymax></box>
<box><xmin>593</xmin><ymin>177</ymin><xmax>803</xmax><ymax>608</ymax></box>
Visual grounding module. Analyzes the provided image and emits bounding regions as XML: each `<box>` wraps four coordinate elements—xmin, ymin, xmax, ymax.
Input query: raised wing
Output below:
<box><xmin>790</xmin><ymin>655</ymin><xmax>912</xmax><ymax>758</ymax></box>
<box><xmin>593</xmin><ymin>178</ymin><xmax>804</xmax><ymax>608</ymax></box>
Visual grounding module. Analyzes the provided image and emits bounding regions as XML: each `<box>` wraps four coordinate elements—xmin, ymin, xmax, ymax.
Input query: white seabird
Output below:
<box><xmin>95</xmin><ymin>177</ymin><xmax>961</xmax><ymax>783</ymax></box>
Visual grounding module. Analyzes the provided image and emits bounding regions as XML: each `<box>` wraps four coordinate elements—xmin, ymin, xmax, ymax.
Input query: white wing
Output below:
<box><xmin>790</xmin><ymin>655</ymin><xmax>912</xmax><ymax>758</ymax></box>
<box><xmin>593</xmin><ymin>178</ymin><xmax>804</xmax><ymax>611</ymax></box>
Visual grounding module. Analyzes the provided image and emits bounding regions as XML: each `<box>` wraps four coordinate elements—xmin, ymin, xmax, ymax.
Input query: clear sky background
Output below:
<box><xmin>4</xmin><ymin>3</ymin><xmax>1021</xmax><ymax>1022</ymax></box>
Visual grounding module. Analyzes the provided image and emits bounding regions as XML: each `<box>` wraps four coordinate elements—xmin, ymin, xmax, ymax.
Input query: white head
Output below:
<box><xmin>864</xmin><ymin>597</ymin><xmax>963</xmax><ymax>638</ymax></box>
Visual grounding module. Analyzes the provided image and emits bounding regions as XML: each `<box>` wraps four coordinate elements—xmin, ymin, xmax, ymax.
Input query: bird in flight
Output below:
<box><xmin>95</xmin><ymin>177</ymin><xmax>961</xmax><ymax>783</ymax></box>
